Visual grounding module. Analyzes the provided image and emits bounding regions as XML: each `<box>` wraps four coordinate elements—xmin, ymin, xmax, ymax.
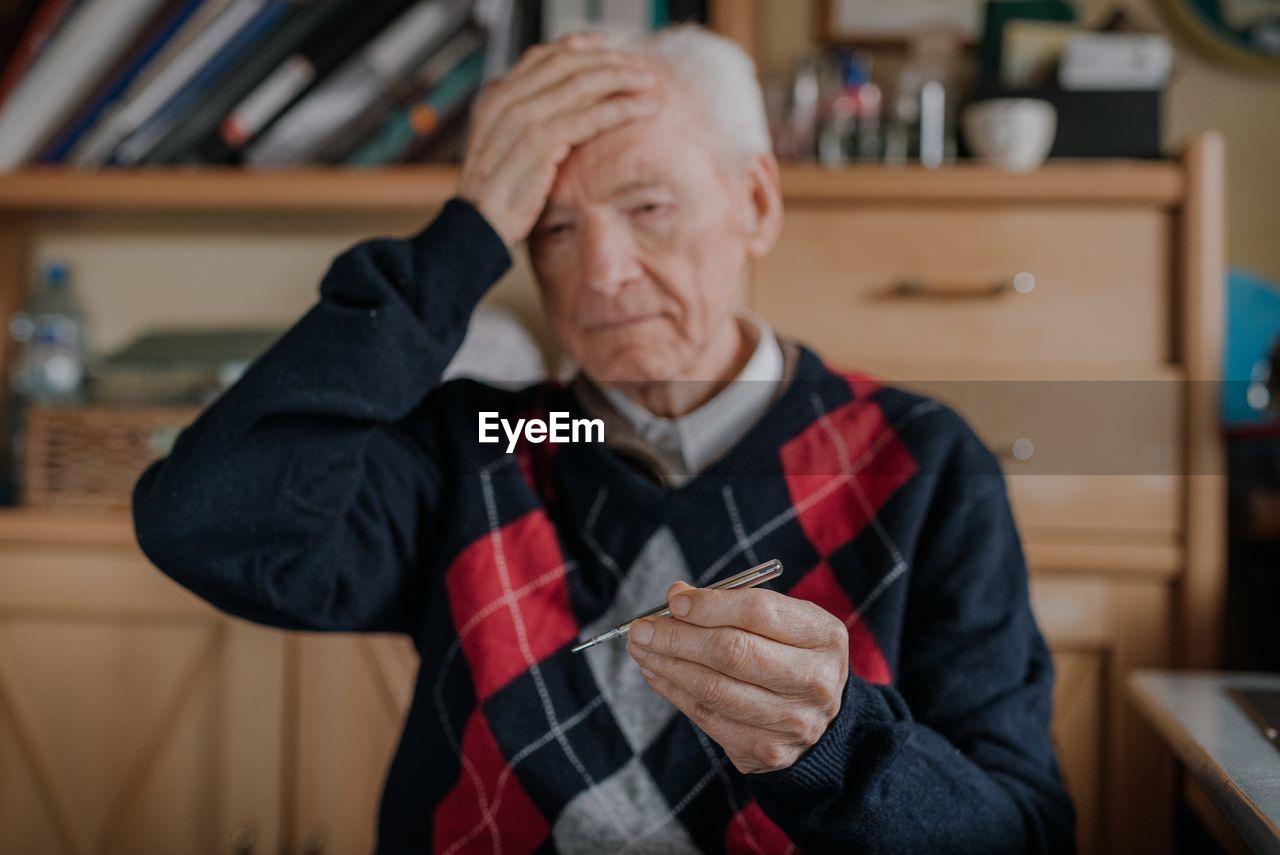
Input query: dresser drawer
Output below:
<box><xmin>891</xmin><ymin>370</ymin><xmax>1184</xmax><ymax>538</ymax></box>
<box><xmin>1007</xmin><ymin>475</ymin><xmax>1180</xmax><ymax>540</ymax></box>
<box><xmin>754</xmin><ymin>204</ymin><xmax>1172</xmax><ymax>365</ymax></box>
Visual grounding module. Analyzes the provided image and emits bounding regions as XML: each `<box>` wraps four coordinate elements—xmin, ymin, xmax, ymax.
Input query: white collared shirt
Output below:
<box><xmin>599</xmin><ymin>314</ymin><xmax>784</xmax><ymax>485</ymax></box>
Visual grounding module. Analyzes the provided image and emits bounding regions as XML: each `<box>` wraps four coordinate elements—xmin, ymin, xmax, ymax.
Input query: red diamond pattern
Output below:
<box><xmin>725</xmin><ymin>799</ymin><xmax>797</xmax><ymax>854</ymax></box>
<box><xmin>779</xmin><ymin>396</ymin><xmax>916</xmax><ymax>559</ymax></box>
<box><xmin>433</xmin><ymin>709</ymin><xmax>550</xmax><ymax>854</ymax></box>
<box><xmin>444</xmin><ymin>509</ymin><xmax>578</xmax><ymax>700</ymax></box>
<box><xmin>788</xmin><ymin>560</ymin><xmax>892</xmax><ymax>685</ymax></box>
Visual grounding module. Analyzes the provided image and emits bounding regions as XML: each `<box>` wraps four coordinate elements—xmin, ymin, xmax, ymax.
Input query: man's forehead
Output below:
<box><xmin>546</xmin><ymin>173</ymin><xmax>674</xmax><ymax>208</ymax></box>
<box><xmin>544</xmin><ymin>74</ymin><xmax>703</xmax><ymax>210</ymax></box>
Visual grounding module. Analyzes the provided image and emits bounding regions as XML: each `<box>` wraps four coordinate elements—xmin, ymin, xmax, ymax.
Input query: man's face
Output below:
<box><xmin>527</xmin><ymin>65</ymin><xmax>762</xmax><ymax>384</ymax></box>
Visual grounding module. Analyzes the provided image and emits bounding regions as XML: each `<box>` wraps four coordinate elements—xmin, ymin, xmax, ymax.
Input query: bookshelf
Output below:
<box><xmin>0</xmin><ymin>160</ymin><xmax>1185</xmax><ymax>214</ymax></box>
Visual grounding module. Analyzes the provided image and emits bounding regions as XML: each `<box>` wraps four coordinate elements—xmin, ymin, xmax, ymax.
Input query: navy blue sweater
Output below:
<box><xmin>133</xmin><ymin>198</ymin><xmax>1075</xmax><ymax>853</ymax></box>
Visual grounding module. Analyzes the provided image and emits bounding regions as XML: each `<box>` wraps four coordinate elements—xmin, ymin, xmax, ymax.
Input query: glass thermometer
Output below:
<box><xmin>571</xmin><ymin>559</ymin><xmax>784</xmax><ymax>653</ymax></box>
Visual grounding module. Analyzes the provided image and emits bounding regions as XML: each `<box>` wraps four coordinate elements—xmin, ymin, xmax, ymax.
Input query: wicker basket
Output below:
<box><xmin>22</xmin><ymin>404</ymin><xmax>202</xmax><ymax>511</ymax></box>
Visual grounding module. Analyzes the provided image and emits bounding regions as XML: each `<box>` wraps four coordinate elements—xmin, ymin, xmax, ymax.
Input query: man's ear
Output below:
<box><xmin>741</xmin><ymin>153</ymin><xmax>783</xmax><ymax>258</ymax></box>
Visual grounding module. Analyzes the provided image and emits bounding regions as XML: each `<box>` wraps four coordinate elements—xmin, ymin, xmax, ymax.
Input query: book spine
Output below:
<box><xmin>120</xmin><ymin>0</ymin><xmax>239</xmax><ymax>100</ymax></box>
<box><xmin>69</xmin><ymin>0</ymin><xmax>266</xmax><ymax>167</ymax></box>
<box><xmin>651</xmin><ymin>0</ymin><xmax>668</xmax><ymax>28</ymax></box>
<box><xmin>112</xmin><ymin>0</ymin><xmax>292</xmax><ymax>165</ymax></box>
<box><xmin>0</xmin><ymin>0</ymin><xmax>172</xmax><ymax>168</ymax></box>
<box><xmin>667</xmin><ymin>0</ymin><xmax>705</xmax><ymax>24</ymax></box>
<box><xmin>206</xmin><ymin>0</ymin><xmax>418</xmax><ymax>160</ymax></box>
<box><xmin>245</xmin><ymin>0</ymin><xmax>471</xmax><ymax>167</ymax></box>
<box><xmin>143</xmin><ymin>0</ymin><xmax>352</xmax><ymax>164</ymax></box>
<box><xmin>345</xmin><ymin>46</ymin><xmax>484</xmax><ymax>166</ymax></box>
<box><xmin>543</xmin><ymin>0</ymin><xmax>661</xmax><ymax>39</ymax></box>
<box><xmin>220</xmin><ymin>54</ymin><xmax>316</xmax><ymax>147</ymax></box>
<box><xmin>0</xmin><ymin>1</ymin><xmax>43</xmax><ymax>76</ymax></box>
<box><xmin>0</xmin><ymin>0</ymin><xmax>77</xmax><ymax>111</ymax></box>
<box><xmin>39</xmin><ymin>0</ymin><xmax>207</xmax><ymax>163</ymax></box>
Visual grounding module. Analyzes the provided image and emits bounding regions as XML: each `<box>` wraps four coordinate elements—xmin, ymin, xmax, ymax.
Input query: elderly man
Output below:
<box><xmin>133</xmin><ymin>25</ymin><xmax>1075</xmax><ymax>855</ymax></box>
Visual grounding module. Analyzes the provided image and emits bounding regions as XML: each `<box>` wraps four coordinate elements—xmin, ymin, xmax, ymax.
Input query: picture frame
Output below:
<box><xmin>820</xmin><ymin>0</ymin><xmax>985</xmax><ymax>45</ymax></box>
<box><xmin>1155</xmin><ymin>0</ymin><xmax>1280</xmax><ymax>73</ymax></box>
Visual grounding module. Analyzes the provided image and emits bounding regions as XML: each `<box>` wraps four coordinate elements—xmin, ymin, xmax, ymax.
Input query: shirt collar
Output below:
<box><xmin>597</xmin><ymin>313</ymin><xmax>784</xmax><ymax>483</ymax></box>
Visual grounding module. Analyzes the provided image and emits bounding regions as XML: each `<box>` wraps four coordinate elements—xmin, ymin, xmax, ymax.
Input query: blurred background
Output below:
<box><xmin>0</xmin><ymin>0</ymin><xmax>1276</xmax><ymax>853</ymax></box>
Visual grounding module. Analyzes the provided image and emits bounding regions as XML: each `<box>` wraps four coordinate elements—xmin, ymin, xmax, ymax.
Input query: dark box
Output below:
<box><xmin>971</xmin><ymin>84</ymin><xmax>1162</xmax><ymax>159</ymax></box>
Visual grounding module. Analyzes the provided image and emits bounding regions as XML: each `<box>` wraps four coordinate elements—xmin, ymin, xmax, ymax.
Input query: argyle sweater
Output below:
<box><xmin>132</xmin><ymin>198</ymin><xmax>1075</xmax><ymax>854</ymax></box>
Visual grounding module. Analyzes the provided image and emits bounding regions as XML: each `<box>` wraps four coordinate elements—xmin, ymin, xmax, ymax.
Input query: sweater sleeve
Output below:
<box><xmin>131</xmin><ymin>198</ymin><xmax>512</xmax><ymax>635</ymax></box>
<box><xmin>748</xmin><ymin>436</ymin><xmax>1077</xmax><ymax>854</ymax></box>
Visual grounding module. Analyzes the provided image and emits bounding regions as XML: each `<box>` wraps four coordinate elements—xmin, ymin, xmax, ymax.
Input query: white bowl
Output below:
<box><xmin>962</xmin><ymin>98</ymin><xmax>1058</xmax><ymax>171</ymax></box>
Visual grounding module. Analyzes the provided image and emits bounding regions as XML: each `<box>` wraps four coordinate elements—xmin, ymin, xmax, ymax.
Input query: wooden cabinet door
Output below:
<box><xmin>0</xmin><ymin>544</ymin><xmax>286</xmax><ymax>855</ymax></box>
<box><xmin>290</xmin><ymin>634</ymin><xmax>417</xmax><ymax>855</ymax></box>
<box><xmin>1033</xmin><ymin>572</ymin><xmax>1177</xmax><ymax>855</ymax></box>
<box><xmin>1049</xmin><ymin>646</ymin><xmax>1106</xmax><ymax>854</ymax></box>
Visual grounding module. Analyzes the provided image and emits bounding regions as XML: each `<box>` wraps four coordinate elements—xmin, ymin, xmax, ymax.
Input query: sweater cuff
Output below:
<box><xmin>749</xmin><ymin>674</ymin><xmax>889</xmax><ymax>804</ymax></box>
<box><xmin>406</xmin><ymin>196</ymin><xmax>513</xmax><ymax>317</ymax></box>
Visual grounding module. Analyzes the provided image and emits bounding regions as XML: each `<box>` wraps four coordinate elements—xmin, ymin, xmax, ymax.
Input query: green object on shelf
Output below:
<box><xmin>89</xmin><ymin>326</ymin><xmax>286</xmax><ymax>406</ymax></box>
<box><xmin>102</xmin><ymin>327</ymin><xmax>285</xmax><ymax>367</ymax></box>
<box><xmin>980</xmin><ymin>0</ymin><xmax>1077</xmax><ymax>87</ymax></box>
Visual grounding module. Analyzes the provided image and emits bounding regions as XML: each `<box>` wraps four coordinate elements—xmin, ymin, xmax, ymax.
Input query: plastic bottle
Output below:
<box><xmin>887</xmin><ymin>30</ymin><xmax>962</xmax><ymax>168</ymax></box>
<box><xmin>6</xmin><ymin>262</ymin><xmax>90</xmax><ymax>501</ymax></box>
<box><xmin>816</xmin><ymin>52</ymin><xmax>885</xmax><ymax>167</ymax></box>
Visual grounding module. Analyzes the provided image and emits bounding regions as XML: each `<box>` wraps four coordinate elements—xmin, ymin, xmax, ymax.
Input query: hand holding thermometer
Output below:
<box><xmin>571</xmin><ymin>559</ymin><xmax>784</xmax><ymax>653</ymax></box>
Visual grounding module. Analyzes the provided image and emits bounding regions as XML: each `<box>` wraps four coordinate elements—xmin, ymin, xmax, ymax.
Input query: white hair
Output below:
<box><xmin>602</xmin><ymin>23</ymin><xmax>772</xmax><ymax>164</ymax></box>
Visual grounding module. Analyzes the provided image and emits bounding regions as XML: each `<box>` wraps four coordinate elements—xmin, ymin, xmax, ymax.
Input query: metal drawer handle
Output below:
<box><xmin>996</xmin><ymin>438</ymin><xmax>1036</xmax><ymax>462</ymax></box>
<box><xmin>885</xmin><ymin>271</ymin><xmax>1035</xmax><ymax>300</ymax></box>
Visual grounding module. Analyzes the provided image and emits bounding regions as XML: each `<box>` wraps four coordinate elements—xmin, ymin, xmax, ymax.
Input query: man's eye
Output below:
<box><xmin>539</xmin><ymin>223</ymin><xmax>573</xmax><ymax>237</ymax></box>
<box><xmin>631</xmin><ymin>203</ymin><xmax>669</xmax><ymax>218</ymax></box>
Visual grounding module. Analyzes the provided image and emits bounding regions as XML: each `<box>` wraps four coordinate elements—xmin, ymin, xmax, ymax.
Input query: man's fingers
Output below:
<box><xmin>479</xmin><ymin>48</ymin><xmax>631</xmax><ymax>127</ymax></box>
<box><xmin>453</xmin><ymin>32</ymin><xmax>650</xmax><ymax>246</ymax></box>
<box><xmin>513</xmin><ymin>48</ymin><xmax>647</xmax><ymax>109</ymax></box>
<box><xmin>473</xmin><ymin>68</ymin><xmax>655</xmax><ymax>174</ymax></box>
<box><xmin>554</xmin><ymin>92</ymin><xmax>658</xmax><ymax>146</ymax></box>
<box><xmin>475</xmin><ymin>92</ymin><xmax>657</xmax><ymax>180</ymax></box>
<box><xmin>473</xmin><ymin>47</ymin><xmax>640</xmax><ymax>142</ymax></box>
<box><xmin>502</xmin><ymin>30</ymin><xmax>603</xmax><ymax>85</ymax></box>
<box><xmin>636</xmin><ymin>666</ymin><xmax>807</xmax><ymax>774</ymax></box>
<box><xmin>470</xmin><ymin>54</ymin><xmax>647</xmax><ymax>161</ymax></box>
<box><xmin>524</xmin><ymin>65</ymin><xmax>656</xmax><ymax>128</ymax></box>
<box><xmin>628</xmin><ymin>616</ymin><xmax>830</xmax><ymax>697</ymax></box>
<box><xmin>666</xmin><ymin>581</ymin><xmax>847</xmax><ymax>650</ymax></box>
<box><xmin>628</xmin><ymin>645</ymin><xmax>799</xmax><ymax>731</ymax></box>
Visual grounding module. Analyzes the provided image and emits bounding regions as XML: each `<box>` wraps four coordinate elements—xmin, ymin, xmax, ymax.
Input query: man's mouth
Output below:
<box><xmin>585</xmin><ymin>313</ymin><xmax>663</xmax><ymax>332</ymax></box>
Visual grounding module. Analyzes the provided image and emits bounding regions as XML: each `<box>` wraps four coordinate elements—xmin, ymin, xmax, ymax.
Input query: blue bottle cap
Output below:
<box><xmin>42</xmin><ymin>262</ymin><xmax>70</xmax><ymax>288</ymax></box>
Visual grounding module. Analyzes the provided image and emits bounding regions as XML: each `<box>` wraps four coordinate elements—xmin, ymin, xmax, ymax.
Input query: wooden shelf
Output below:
<box><xmin>780</xmin><ymin>161</ymin><xmax>1185</xmax><ymax>205</ymax></box>
<box><xmin>0</xmin><ymin>507</ymin><xmax>135</xmax><ymax>548</ymax></box>
<box><xmin>0</xmin><ymin>160</ymin><xmax>1186</xmax><ymax>216</ymax></box>
<box><xmin>0</xmin><ymin>166</ymin><xmax>463</xmax><ymax>214</ymax></box>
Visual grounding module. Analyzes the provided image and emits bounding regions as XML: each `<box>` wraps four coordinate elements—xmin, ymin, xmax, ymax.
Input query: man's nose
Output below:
<box><xmin>580</xmin><ymin>218</ymin><xmax>640</xmax><ymax>297</ymax></box>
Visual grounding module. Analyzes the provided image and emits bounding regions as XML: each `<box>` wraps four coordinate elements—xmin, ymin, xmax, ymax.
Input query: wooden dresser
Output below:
<box><xmin>0</xmin><ymin>140</ymin><xmax>1224</xmax><ymax>855</ymax></box>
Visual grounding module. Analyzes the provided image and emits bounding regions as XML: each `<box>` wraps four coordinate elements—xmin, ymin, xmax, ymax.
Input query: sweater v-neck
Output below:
<box><xmin>549</xmin><ymin>343</ymin><xmax>833</xmax><ymax>521</ymax></box>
